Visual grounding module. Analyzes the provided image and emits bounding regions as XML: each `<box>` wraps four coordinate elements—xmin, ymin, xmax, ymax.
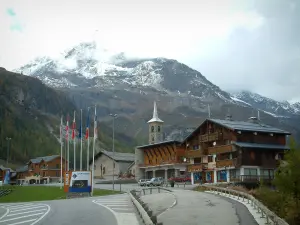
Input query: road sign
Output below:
<box><xmin>64</xmin><ymin>171</ymin><xmax>92</xmax><ymax>193</ymax></box>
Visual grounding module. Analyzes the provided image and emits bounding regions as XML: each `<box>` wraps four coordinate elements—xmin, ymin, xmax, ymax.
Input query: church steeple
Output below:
<box><xmin>148</xmin><ymin>101</ymin><xmax>164</xmax><ymax>144</ymax></box>
<box><xmin>148</xmin><ymin>101</ymin><xmax>163</xmax><ymax>123</ymax></box>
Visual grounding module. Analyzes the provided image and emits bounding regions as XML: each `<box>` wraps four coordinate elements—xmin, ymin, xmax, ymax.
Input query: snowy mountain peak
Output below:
<box><xmin>231</xmin><ymin>90</ymin><xmax>300</xmax><ymax>117</ymax></box>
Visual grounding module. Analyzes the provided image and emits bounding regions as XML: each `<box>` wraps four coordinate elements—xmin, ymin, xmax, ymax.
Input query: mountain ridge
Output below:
<box><xmin>12</xmin><ymin>41</ymin><xmax>300</xmax><ymax>143</ymax></box>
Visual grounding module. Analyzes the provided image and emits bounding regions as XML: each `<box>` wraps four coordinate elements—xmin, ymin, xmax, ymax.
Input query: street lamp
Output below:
<box><xmin>6</xmin><ymin>137</ymin><xmax>11</xmax><ymax>166</ymax></box>
<box><xmin>109</xmin><ymin>113</ymin><xmax>117</xmax><ymax>190</ymax></box>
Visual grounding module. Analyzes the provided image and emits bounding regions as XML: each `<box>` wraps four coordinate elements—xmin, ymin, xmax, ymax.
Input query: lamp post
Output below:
<box><xmin>6</xmin><ymin>137</ymin><xmax>11</xmax><ymax>166</ymax></box>
<box><xmin>109</xmin><ymin>113</ymin><xmax>117</xmax><ymax>190</ymax></box>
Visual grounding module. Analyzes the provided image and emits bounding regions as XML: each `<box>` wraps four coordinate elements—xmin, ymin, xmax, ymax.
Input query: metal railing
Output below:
<box><xmin>205</xmin><ymin>186</ymin><xmax>288</xmax><ymax>225</ymax></box>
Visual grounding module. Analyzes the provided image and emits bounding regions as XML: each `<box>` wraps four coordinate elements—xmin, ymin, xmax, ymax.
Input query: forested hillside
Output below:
<box><xmin>0</xmin><ymin>68</ymin><xmax>137</xmax><ymax>166</ymax></box>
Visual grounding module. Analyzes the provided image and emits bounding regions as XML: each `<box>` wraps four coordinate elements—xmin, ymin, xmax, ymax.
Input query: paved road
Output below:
<box><xmin>0</xmin><ymin>193</ymin><xmax>140</xmax><ymax>225</ymax></box>
<box><xmin>0</xmin><ymin>203</ymin><xmax>50</xmax><ymax>225</ymax></box>
<box><xmin>141</xmin><ymin>189</ymin><xmax>258</xmax><ymax>225</ymax></box>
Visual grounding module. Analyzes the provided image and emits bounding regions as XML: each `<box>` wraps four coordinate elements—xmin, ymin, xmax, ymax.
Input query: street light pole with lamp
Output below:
<box><xmin>109</xmin><ymin>113</ymin><xmax>117</xmax><ymax>190</ymax></box>
<box><xmin>6</xmin><ymin>137</ymin><xmax>11</xmax><ymax>166</ymax></box>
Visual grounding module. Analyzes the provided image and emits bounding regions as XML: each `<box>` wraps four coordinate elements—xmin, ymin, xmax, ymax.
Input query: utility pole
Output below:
<box><xmin>6</xmin><ymin>137</ymin><xmax>11</xmax><ymax>166</ymax></box>
<box><xmin>109</xmin><ymin>113</ymin><xmax>117</xmax><ymax>190</ymax></box>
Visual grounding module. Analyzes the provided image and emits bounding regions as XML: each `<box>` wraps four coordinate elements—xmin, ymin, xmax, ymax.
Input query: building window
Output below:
<box><xmin>158</xmin><ymin>126</ymin><xmax>160</xmax><ymax>132</ymax></box>
<box><xmin>103</xmin><ymin>167</ymin><xmax>106</xmax><ymax>174</ymax></box>
<box><xmin>56</xmin><ymin>164</ymin><xmax>59</xmax><ymax>168</ymax></box>
<box><xmin>56</xmin><ymin>172</ymin><xmax>59</xmax><ymax>177</ymax></box>
<box><xmin>151</xmin><ymin>126</ymin><xmax>154</xmax><ymax>132</ymax></box>
<box><xmin>152</xmin><ymin>136</ymin><xmax>154</xmax><ymax>141</ymax></box>
<box><xmin>244</xmin><ymin>168</ymin><xmax>257</xmax><ymax>176</ymax></box>
<box><xmin>208</xmin><ymin>156</ymin><xmax>213</xmax><ymax>162</ymax></box>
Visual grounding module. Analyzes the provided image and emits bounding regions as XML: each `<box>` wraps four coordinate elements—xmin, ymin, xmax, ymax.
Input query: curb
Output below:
<box><xmin>129</xmin><ymin>190</ymin><xmax>154</xmax><ymax>225</ymax></box>
<box><xmin>130</xmin><ymin>189</ymin><xmax>167</xmax><ymax>225</ymax></box>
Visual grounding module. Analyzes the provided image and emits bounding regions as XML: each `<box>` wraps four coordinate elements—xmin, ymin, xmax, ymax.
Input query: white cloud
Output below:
<box><xmin>0</xmin><ymin>0</ymin><xmax>264</xmax><ymax>70</ymax></box>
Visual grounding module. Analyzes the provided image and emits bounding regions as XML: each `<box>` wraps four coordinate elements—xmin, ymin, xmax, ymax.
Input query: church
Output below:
<box><xmin>134</xmin><ymin>101</ymin><xmax>189</xmax><ymax>180</ymax></box>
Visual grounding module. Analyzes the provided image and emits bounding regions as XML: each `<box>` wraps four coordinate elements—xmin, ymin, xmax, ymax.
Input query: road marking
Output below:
<box><xmin>93</xmin><ymin>193</ymin><xmax>139</xmax><ymax>225</ymax></box>
<box><xmin>10</xmin><ymin>206</ymin><xmax>46</xmax><ymax>213</ymax></box>
<box><xmin>0</xmin><ymin>212</ymin><xmax>44</xmax><ymax>223</ymax></box>
<box><xmin>0</xmin><ymin>203</ymin><xmax>50</xmax><ymax>225</ymax></box>
<box><xmin>8</xmin><ymin>209</ymin><xmax>48</xmax><ymax>217</ymax></box>
<box><xmin>7</xmin><ymin>219</ymin><xmax>36</xmax><ymax>225</ymax></box>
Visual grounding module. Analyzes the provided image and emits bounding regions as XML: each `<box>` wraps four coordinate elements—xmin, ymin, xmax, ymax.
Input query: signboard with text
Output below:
<box><xmin>67</xmin><ymin>171</ymin><xmax>92</xmax><ymax>193</ymax></box>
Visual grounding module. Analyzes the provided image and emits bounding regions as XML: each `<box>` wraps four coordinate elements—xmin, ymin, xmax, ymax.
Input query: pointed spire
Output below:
<box><xmin>147</xmin><ymin>101</ymin><xmax>163</xmax><ymax>123</ymax></box>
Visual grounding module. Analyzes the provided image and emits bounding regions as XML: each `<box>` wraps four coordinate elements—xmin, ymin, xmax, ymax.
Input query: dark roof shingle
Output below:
<box><xmin>209</xmin><ymin>119</ymin><xmax>290</xmax><ymax>134</ymax></box>
<box><xmin>233</xmin><ymin>142</ymin><xmax>290</xmax><ymax>150</ymax></box>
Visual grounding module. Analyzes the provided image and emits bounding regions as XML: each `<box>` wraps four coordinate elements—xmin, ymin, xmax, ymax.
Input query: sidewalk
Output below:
<box><xmin>142</xmin><ymin>189</ymin><xmax>257</xmax><ymax>225</ymax></box>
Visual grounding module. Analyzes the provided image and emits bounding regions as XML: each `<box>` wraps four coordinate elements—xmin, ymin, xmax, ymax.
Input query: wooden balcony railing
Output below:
<box><xmin>199</xmin><ymin>132</ymin><xmax>219</xmax><ymax>142</ymax></box>
<box><xmin>187</xmin><ymin>164</ymin><xmax>204</xmax><ymax>172</ymax></box>
<box><xmin>186</xmin><ymin>150</ymin><xmax>204</xmax><ymax>158</ymax></box>
<box><xmin>138</xmin><ymin>160</ymin><xmax>182</xmax><ymax>167</ymax></box>
<box><xmin>216</xmin><ymin>159</ymin><xmax>237</xmax><ymax>168</ymax></box>
<box><xmin>207</xmin><ymin>144</ymin><xmax>233</xmax><ymax>155</ymax></box>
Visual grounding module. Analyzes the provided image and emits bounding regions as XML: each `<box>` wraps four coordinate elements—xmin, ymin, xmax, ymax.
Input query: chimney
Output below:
<box><xmin>248</xmin><ymin>116</ymin><xmax>259</xmax><ymax>123</ymax></box>
<box><xmin>225</xmin><ymin>108</ymin><xmax>233</xmax><ymax>120</ymax></box>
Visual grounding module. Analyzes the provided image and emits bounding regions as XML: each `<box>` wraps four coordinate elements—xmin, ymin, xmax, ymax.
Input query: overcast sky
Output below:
<box><xmin>0</xmin><ymin>0</ymin><xmax>299</xmax><ymax>102</ymax></box>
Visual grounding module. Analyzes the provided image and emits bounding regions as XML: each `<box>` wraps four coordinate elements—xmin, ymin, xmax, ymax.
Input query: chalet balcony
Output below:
<box><xmin>216</xmin><ymin>158</ymin><xmax>237</xmax><ymax>168</ymax></box>
<box><xmin>187</xmin><ymin>163</ymin><xmax>206</xmax><ymax>172</ymax></box>
<box><xmin>199</xmin><ymin>132</ymin><xmax>219</xmax><ymax>142</ymax></box>
<box><xmin>186</xmin><ymin>150</ymin><xmax>204</xmax><ymax>158</ymax></box>
<box><xmin>207</xmin><ymin>144</ymin><xmax>234</xmax><ymax>155</ymax></box>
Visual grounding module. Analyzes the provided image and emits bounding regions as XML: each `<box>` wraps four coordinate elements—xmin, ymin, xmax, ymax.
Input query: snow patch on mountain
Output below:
<box><xmin>231</xmin><ymin>91</ymin><xmax>300</xmax><ymax>116</ymax></box>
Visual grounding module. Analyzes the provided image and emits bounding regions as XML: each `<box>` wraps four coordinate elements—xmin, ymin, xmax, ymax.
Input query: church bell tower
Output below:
<box><xmin>148</xmin><ymin>101</ymin><xmax>164</xmax><ymax>144</ymax></box>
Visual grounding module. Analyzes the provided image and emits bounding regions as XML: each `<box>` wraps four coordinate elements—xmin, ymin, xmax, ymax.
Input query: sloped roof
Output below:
<box><xmin>92</xmin><ymin>150</ymin><xmax>134</xmax><ymax>164</ymax></box>
<box><xmin>137</xmin><ymin>140</ymin><xmax>181</xmax><ymax>149</ymax></box>
<box><xmin>16</xmin><ymin>165</ymin><xmax>28</xmax><ymax>172</ymax></box>
<box><xmin>0</xmin><ymin>165</ymin><xmax>14</xmax><ymax>172</ymax></box>
<box><xmin>28</xmin><ymin>155</ymin><xmax>60</xmax><ymax>164</ymax></box>
<box><xmin>233</xmin><ymin>142</ymin><xmax>290</xmax><ymax>150</ymax></box>
<box><xmin>209</xmin><ymin>119</ymin><xmax>290</xmax><ymax>134</ymax></box>
<box><xmin>183</xmin><ymin>118</ymin><xmax>290</xmax><ymax>142</ymax></box>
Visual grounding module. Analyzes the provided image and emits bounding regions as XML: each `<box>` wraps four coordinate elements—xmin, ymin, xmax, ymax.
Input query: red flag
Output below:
<box><xmin>72</xmin><ymin>111</ymin><xmax>76</xmax><ymax>139</ymax></box>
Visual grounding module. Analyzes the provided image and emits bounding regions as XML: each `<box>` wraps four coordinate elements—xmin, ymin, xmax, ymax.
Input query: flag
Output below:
<box><xmin>65</xmin><ymin>114</ymin><xmax>69</xmax><ymax>140</ymax></box>
<box><xmin>94</xmin><ymin>106</ymin><xmax>97</xmax><ymax>140</ymax></box>
<box><xmin>72</xmin><ymin>111</ymin><xmax>76</xmax><ymax>139</ymax></box>
<box><xmin>85</xmin><ymin>107</ymin><xmax>90</xmax><ymax>139</ymax></box>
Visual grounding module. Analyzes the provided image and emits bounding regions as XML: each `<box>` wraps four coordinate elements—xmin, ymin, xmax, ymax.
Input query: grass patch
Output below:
<box><xmin>0</xmin><ymin>186</ymin><xmax>121</xmax><ymax>203</ymax></box>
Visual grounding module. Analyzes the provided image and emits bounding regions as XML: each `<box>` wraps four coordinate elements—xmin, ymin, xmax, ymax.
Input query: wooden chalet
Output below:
<box><xmin>136</xmin><ymin>140</ymin><xmax>187</xmax><ymax>179</ymax></box>
<box><xmin>135</xmin><ymin>101</ymin><xmax>291</xmax><ymax>185</ymax></box>
<box><xmin>183</xmin><ymin>116</ymin><xmax>291</xmax><ymax>185</ymax></box>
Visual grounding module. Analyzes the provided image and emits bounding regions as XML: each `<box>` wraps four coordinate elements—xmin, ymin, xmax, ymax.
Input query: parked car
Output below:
<box><xmin>146</xmin><ymin>177</ymin><xmax>164</xmax><ymax>186</ymax></box>
<box><xmin>138</xmin><ymin>179</ymin><xmax>150</xmax><ymax>186</ymax></box>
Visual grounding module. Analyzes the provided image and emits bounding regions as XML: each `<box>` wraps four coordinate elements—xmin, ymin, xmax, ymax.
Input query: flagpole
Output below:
<box><xmin>67</xmin><ymin>115</ymin><xmax>70</xmax><ymax>171</ymax></box>
<box><xmin>73</xmin><ymin>111</ymin><xmax>76</xmax><ymax>171</ymax></box>
<box><xmin>60</xmin><ymin>115</ymin><xmax>63</xmax><ymax>189</ymax></box>
<box><xmin>91</xmin><ymin>105</ymin><xmax>97</xmax><ymax>196</ymax></box>
<box><xmin>80</xmin><ymin>109</ymin><xmax>83</xmax><ymax>171</ymax></box>
<box><xmin>86</xmin><ymin>107</ymin><xmax>90</xmax><ymax>171</ymax></box>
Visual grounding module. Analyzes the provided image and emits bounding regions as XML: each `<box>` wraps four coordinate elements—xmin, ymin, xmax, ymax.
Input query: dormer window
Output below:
<box><xmin>157</xmin><ymin>126</ymin><xmax>160</xmax><ymax>132</ymax></box>
<box><xmin>151</xmin><ymin>126</ymin><xmax>154</xmax><ymax>132</ymax></box>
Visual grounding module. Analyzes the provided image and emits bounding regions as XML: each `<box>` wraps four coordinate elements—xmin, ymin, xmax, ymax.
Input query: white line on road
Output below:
<box><xmin>7</xmin><ymin>219</ymin><xmax>36</xmax><ymax>225</ymax></box>
<box><xmin>10</xmin><ymin>206</ymin><xmax>46</xmax><ymax>213</ymax></box>
<box><xmin>8</xmin><ymin>209</ymin><xmax>48</xmax><ymax>217</ymax></box>
<box><xmin>0</xmin><ymin>203</ymin><xmax>51</xmax><ymax>225</ymax></box>
<box><xmin>0</xmin><ymin>212</ymin><xmax>44</xmax><ymax>223</ymax></box>
<box><xmin>7</xmin><ymin>204</ymin><xmax>36</xmax><ymax>210</ymax></box>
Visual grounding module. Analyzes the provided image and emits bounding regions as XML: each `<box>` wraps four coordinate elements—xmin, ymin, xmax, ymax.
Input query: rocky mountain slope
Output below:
<box><xmin>13</xmin><ymin>42</ymin><xmax>300</xmax><ymax>143</ymax></box>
